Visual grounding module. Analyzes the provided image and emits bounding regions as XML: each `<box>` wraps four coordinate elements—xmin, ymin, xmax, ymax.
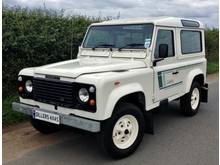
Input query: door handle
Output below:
<box><xmin>172</xmin><ymin>71</ymin><xmax>179</xmax><ymax>75</ymax></box>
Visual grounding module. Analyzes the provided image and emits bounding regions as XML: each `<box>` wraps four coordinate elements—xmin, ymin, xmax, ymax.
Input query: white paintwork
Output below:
<box><xmin>31</xmin><ymin>58</ymin><xmax>146</xmax><ymax>78</ymax></box>
<box><xmin>91</xmin><ymin>16</ymin><xmax>204</xmax><ymax>28</ymax></box>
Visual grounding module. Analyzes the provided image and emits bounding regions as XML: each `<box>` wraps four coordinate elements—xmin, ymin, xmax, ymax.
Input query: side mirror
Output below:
<box><xmin>159</xmin><ymin>44</ymin><xmax>168</xmax><ymax>58</ymax></box>
<box><xmin>153</xmin><ymin>44</ymin><xmax>168</xmax><ymax>66</ymax></box>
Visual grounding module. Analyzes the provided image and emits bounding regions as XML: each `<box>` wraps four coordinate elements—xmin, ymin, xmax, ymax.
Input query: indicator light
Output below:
<box><xmin>18</xmin><ymin>86</ymin><xmax>23</xmax><ymax>92</ymax></box>
<box><xmin>114</xmin><ymin>81</ymin><xmax>120</xmax><ymax>85</ymax></box>
<box><xmin>90</xmin><ymin>99</ymin><xmax>95</xmax><ymax>106</ymax></box>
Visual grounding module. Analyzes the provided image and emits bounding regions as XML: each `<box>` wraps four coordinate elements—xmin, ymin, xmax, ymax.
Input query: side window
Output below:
<box><xmin>154</xmin><ymin>30</ymin><xmax>174</xmax><ymax>58</ymax></box>
<box><xmin>181</xmin><ymin>31</ymin><xmax>202</xmax><ymax>54</ymax></box>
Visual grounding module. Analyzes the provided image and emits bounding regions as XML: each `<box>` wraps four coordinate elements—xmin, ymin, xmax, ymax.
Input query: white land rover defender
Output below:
<box><xmin>12</xmin><ymin>17</ymin><xmax>208</xmax><ymax>158</ymax></box>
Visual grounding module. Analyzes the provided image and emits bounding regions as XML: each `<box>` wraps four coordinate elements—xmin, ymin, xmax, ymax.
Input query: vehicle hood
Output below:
<box><xmin>34</xmin><ymin>58</ymin><xmax>146</xmax><ymax>78</ymax></box>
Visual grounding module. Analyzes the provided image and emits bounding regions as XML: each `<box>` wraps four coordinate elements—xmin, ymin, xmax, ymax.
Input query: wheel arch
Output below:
<box><xmin>105</xmin><ymin>91</ymin><xmax>155</xmax><ymax>135</ymax></box>
<box><xmin>100</xmin><ymin>83</ymin><xmax>145</xmax><ymax>120</ymax></box>
<box><xmin>115</xmin><ymin>92</ymin><xmax>146</xmax><ymax>113</ymax></box>
<box><xmin>185</xmin><ymin>69</ymin><xmax>205</xmax><ymax>94</ymax></box>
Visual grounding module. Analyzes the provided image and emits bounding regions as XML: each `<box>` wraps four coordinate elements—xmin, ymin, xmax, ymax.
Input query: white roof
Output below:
<box><xmin>91</xmin><ymin>16</ymin><xmax>204</xmax><ymax>28</ymax></box>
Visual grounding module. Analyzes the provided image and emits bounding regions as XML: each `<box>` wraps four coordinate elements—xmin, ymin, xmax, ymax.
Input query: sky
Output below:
<box><xmin>2</xmin><ymin>0</ymin><xmax>219</xmax><ymax>28</ymax></box>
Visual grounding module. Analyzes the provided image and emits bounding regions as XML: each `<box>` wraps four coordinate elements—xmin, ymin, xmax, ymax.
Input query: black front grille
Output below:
<box><xmin>33</xmin><ymin>77</ymin><xmax>75</xmax><ymax>108</ymax></box>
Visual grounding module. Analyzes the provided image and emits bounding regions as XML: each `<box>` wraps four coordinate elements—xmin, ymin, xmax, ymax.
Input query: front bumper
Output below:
<box><xmin>12</xmin><ymin>102</ymin><xmax>100</xmax><ymax>132</ymax></box>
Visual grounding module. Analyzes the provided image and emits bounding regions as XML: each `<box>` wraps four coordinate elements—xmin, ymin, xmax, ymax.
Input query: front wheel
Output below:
<box><xmin>97</xmin><ymin>103</ymin><xmax>145</xmax><ymax>159</ymax></box>
<box><xmin>180</xmin><ymin>81</ymin><xmax>201</xmax><ymax>116</ymax></box>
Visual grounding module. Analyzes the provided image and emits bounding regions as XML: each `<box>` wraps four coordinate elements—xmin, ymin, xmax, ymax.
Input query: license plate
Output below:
<box><xmin>32</xmin><ymin>109</ymin><xmax>60</xmax><ymax>125</ymax></box>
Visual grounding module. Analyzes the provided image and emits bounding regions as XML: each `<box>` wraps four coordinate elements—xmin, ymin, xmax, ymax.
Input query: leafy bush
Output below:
<box><xmin>2</xmin><ymin>95</ymin><xmax>28</xmax><ymax>127</ymax></box>
<box><xmin>205</xmin><ymin>27</ymin><xmax>219</xmax><ymax>62</ymax></box>
<box><xmin>2</xmin><ymin>5</ymin><xmax>106</xmax><ymax>98</ymax></box>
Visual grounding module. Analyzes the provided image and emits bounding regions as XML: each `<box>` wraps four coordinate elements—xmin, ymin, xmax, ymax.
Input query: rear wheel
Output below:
<box><xmin>180</xmin><ymin>81</ymin><xmax>201</xmax><ymax>116</ymax></box>
<box><xmin>98</xmin><ymin>103</ymin><xmax>145</xmax><ymax>159</ymax></box>
<box><xmin>29</xmin><ymin>117</ymin><xmax>61</xmax><ymax>134</ymax></box>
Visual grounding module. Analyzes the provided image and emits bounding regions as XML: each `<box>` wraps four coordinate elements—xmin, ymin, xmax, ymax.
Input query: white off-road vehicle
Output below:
<box><xmin>13</xmin><ymin>17</ymin><xmax>208</xmax><ymax>158</ymax></box>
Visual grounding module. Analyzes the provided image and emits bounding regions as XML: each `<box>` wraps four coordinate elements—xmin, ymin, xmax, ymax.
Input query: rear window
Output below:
<box><xmin>181</xmin><ymin>31</ymin><xmax>202</xmax><ymax>54</ymax></box>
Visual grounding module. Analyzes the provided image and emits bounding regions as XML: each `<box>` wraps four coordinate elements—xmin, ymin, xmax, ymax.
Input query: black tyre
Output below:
<box><xmin>180</xmin><ymin>81</ymin><xmax>201</xmax><ymax>116</ymax></box>
<box><xmin>98</xmin><ymin>102</ymin><xmax>145</xmax><ymax>159</ymax></box>
<box><xmin>29</xmin><ymin>117</ymin><xmax>61</xmax><ymax>134</ymax></box>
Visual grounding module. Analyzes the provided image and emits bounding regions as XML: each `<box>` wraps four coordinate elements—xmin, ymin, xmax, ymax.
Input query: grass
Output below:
<box><xmin>2</xmin><ymin>62</ymin><xmax>219</xmax><ymax>127</ymax></box>
<box><xmin>2</xmin><ymin>94</ymin><xmax>28</xmax><ymax>127</ymax></box>
<box><xmin>207</xmin><ymin>62</ymin><xmax>219</xmax><ymax>74</ymax></box>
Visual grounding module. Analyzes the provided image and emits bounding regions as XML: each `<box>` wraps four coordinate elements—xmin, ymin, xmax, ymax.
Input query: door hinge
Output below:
<box><xmin>152</xmin><ymin>94</ymin><xmax>156</xmax><ymax>101</ymax></box>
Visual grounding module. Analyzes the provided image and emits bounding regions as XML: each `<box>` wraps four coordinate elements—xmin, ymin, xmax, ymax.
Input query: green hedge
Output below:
<box><xmin>2</xmin><ymin>5</ymin><xmax>105</xmax><ymax>98</ymax></box>
<box><xmin>205</xmin><ymin>27</ymin><xmax>219</xmax><ymax>62</ymax></box>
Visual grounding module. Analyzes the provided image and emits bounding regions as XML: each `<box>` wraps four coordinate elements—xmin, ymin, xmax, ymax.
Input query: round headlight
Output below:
<box><xmin>25</xmin><ymin>80</ymin><xmax>33</xmax><ymax>92</ymax></box>
<box><xmin>78</xmin><ymin>88</ymin><xmax>89</xmax><ymax>102</ymax></box>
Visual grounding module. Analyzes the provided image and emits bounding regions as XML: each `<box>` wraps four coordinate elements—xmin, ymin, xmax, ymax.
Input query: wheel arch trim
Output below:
<box><xmin>101</xmin><ymin>83</ymin><xmax>145</xmax><ymax>120</ymax></box>
<box><xmin>185</xmin><ymin>69</ymin><xmax>204</xmax><ymax>94</ymax></box>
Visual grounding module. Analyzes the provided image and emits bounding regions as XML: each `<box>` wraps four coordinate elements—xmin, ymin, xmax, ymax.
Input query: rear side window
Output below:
<box><xmin>181</xmin><ymin>31</ymin><xmax>202</xmax><ymax>54</ymax></box>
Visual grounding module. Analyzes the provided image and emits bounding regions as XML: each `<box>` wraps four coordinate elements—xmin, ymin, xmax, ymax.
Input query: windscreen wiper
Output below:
<box><xmin>92</xmin><ymin>44</ymin><xmax>115</xmax><ymax>51</ymax></box>
<box><xmin>118</xmin><ymin>43</ymin><xmax>144</xmax><ymax>51</ymax></box>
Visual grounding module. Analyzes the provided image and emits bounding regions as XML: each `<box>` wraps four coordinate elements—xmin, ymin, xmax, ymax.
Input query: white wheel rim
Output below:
<box><xmin>191</xmin><ymin>88</ymin><xmax>200</xmax><ymax>110</ymax></box>
<box><xmin>112</xmin><ymin>115</ymin><xmax>139</xmax><ymax>149</ymax></box>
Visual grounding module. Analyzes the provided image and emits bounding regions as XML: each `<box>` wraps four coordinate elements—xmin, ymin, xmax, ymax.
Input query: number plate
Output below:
<box><xmin>32</xmin><ymin>109</ymin><xmax>60</xmax><ymax>125</ymax></box>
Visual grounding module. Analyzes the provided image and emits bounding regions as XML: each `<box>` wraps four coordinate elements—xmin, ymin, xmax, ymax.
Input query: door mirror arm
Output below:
<box><xmin>153</xmin><ymin>58</ymin><xmax>164</xmax><ymax>66</ymax></box>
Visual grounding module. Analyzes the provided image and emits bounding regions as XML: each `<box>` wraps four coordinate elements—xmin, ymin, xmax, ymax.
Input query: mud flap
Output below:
<box><xmin>143</xmin><ymin>111</ymin><xmax>154</xmax><ymax>135</ymax></box>
<box><xmin>160</xmin><ymin>99</ymin><xmax>169</xmax><ymax>112</ymax></box>
<box><xmin>201</xmin><ymin>83</ymin><xmax>208</xmax><ymax>103</ymax></box>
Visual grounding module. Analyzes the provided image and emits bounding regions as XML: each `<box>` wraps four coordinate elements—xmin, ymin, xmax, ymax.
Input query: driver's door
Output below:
<box><xmin>153</xmin><ymin>27</ymin><xmax>184</xmax><ymax>102</ymax></box>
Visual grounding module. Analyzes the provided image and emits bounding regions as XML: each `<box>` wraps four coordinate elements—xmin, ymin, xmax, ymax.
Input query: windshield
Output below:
<box><xmin>83</xmin><ymin>24</ymin><xmax>154</xmax><ymax>50</ymax></box>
